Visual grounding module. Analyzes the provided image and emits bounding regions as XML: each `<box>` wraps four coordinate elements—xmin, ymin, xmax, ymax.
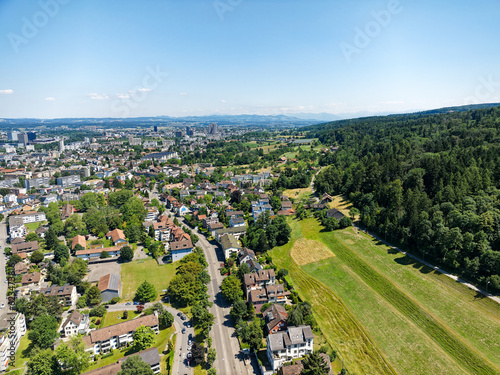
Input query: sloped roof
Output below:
<box><xmin>98</xmin><ymin>274</ymin><xmax>120</xmax><ymax>292</ymax></box>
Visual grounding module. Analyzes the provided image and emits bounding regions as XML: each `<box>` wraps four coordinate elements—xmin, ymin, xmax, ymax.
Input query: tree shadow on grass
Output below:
<box><xmin>393</xmin><ymin>254</ymin><xmax>435</xmax><ymax>275</ymax></box>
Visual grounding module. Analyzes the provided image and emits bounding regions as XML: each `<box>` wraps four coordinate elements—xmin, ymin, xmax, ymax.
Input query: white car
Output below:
<box><xmin>0</xmin><ymin>304</ymin><xmax>4</xmax><ymax>309</ymax></box>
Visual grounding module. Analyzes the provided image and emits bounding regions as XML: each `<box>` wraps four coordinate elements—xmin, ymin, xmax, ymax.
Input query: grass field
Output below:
<box><xmin>271</xmin><ymin>218</ymin><xmax>500</xmax><ymax>375</ymax></box>
<box><xmin>101</xmin><ymin>310</ymin><xmax>142</xmax><ymax>328</ymax></box>
<box><xmin>283</xmin><ymin>186</ymin><xmax>313</xmax><ymax>201</ymax></box>
<box><xmin>121</xmin><ymin>259</ymin><xmax>178</xmax><ymax>301</ymax></box>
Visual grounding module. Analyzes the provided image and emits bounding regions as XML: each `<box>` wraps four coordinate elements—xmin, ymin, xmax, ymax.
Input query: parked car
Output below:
<box><xmin>181</xmin><ymin>314</ymin><xmax>187</xmax><ymax>321</ymax></box>
<box><xmin>182</xmin><ymin>328</ymin><xmax>186</xmax><ymax>334</ymax></box>
<box><xmin>0</xmin><ymin>304</ymin><xmax>4</xmax><ymax>309</ymax></box>
<box><xmin>177</xmin><ymin>312</ymin><xmax>182</xmax><ymax>317</ymax></box>
<box><xmin>125</xmin><ymin>302</ymin><xmax>132</xmax><ymax>305</ymax></box>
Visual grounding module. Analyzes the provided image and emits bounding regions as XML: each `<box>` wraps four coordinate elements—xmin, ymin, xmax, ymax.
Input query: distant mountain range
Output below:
<box><xmin>1</xmin><ymin>103</ymin><xmax>499</xmax><ymax>128</ymax></box>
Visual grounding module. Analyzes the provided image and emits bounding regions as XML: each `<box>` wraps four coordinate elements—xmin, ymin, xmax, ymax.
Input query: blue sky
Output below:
<box><xmin>0</xmin><ymin>0</ymin><xmax>499</xmax><ymax>118</ymax></box>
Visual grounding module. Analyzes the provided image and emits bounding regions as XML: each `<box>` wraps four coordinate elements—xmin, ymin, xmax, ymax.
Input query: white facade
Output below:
<box><xmin>19</xmin><ymin>212</ymin><xmax>47</xmax><ymax>224</ymax></box>
<box><xmin>266</xmin><ymin>326</ymin><xmax>314</xmax><ymax>371</ymax></box>
<box><xmin>0</xmin><ymin>313</ymin><xmax>27</xmax><ymax>372</ymax></box>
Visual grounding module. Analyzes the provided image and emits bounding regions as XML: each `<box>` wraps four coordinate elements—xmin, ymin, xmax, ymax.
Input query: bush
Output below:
<box><xmin>77</xmin><ymin>296</ymin><xmax>87</xmax><ymax>309</ymax></box>
<box><xmin>109</xmin><ymin>297</ymin><xmax>121</xmax><ymax>304</ymax></box>
<box><xmin>90</xmin><ymin>305</ymin><xmax>107</xmax><ymax>317</ymax></box>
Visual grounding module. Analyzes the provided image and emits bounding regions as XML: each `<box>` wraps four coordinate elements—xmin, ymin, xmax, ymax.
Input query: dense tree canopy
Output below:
<box><xmin>312</xmin><ymin>106</ymin><xmax>500</xmax><ymax>291</ymax></box>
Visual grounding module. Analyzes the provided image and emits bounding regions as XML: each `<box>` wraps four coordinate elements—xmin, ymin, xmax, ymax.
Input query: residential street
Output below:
<box><xmin>175</xmin><ymin>214</ymin><xmax>257</xmax><ymax>375</ymax></box>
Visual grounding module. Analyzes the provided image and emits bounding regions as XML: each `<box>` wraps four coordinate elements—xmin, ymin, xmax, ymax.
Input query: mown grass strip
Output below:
<box><xmin>321</xmin><ymin>234</ymin><xmax>499</xmax><ymax>375</ymax></box>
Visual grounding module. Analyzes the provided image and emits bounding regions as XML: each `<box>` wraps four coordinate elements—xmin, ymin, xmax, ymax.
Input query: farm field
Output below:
<box><xmin>271</xmin><ymin>218</ymin><xmax>500</xmax><ymax>375</ymax></box>
<box><xmin>121</xmin><ymin>259</ymin><xmax>178</xmax><ymax>301</ymax></box>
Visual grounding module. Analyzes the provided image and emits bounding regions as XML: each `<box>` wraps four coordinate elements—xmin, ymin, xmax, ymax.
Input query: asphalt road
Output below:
<box><xmin>175</xmin><ymin>214</ymin><xmax>255</xmax><ymax>375</ymax></box>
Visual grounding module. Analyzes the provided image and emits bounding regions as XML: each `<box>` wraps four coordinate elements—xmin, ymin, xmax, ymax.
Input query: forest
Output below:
<box><xmin>311</xmin><ymin>106</ymin><xmax>500</xmax><ymax>292</ymax></box>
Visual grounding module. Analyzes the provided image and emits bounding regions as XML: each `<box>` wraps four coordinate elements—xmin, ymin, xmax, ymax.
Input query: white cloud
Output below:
<box><xmin>88</xmin><ymin>93</ymin><xmax>110</xmax><ymax>100</ymax></box>
<box><xmin>0</xmin><ymin>89</ymin><xmax>13</xmax><ymax>95</ymax></box>
<box><xmin>137</xmin><ymin>88</ymin><xmax>152</xmax><ymax>92</ymax></box>
<box><xmin>220</xmin><ymin>99</ymin><xmax>227</xmax><ymax>103</ymax></box>
<box><xmin>116</xmin><ymin>93</ymin><xmax>130</xmax><ymax>99</ymax></box>
<box><xmin>45</xmin><ymin>97</ymin><xmax>55</xmax><ymax>101</ymax></box>
<box><xmin>179</xmin><ymin>92</ymin><xmax>188</xmax><ymax>96</ymax></box>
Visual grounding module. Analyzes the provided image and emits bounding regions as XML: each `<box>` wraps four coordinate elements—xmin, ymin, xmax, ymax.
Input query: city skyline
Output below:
<box><xmin>1</xmin><ymin>0</ymin><xmax>500</xmax><ymax>119</ymax></box>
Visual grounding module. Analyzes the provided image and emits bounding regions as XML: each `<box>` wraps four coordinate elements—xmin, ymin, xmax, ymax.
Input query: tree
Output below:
<box><xmin>159</xmin><ymin>310</ymin><xmax>174</xmax><ymax>329</ymax></box>
<box><xmin>191</xmin><ymin>342</ymin><xmax>205</xmax><ymax>365</ymax></box>
<box><xmin>7</xmin><ymin>254</ymin><xmax>22</xmax><ymax>267</ymax></box>
<box><xmin>349</xmin><ymin>207</ymin><xmax>360</xmax><ymax>221</ymax></box>
<box><xmin>54</xmin><ymin>244</ymin><xmax>69</xmax><ymax>264</ymax></box>
<box><xmin>86</xmin><ymin>285</ymin><xmax>103</xmax><ymax>306</ymax></box>
<box><xmin>28</xmin><ymin>314</ymin><xmax>59</xmax><ymax>349</ymax></box>
<box><xmin>55</xmin><ymin>336</ymin><xmax>91</xmax><ymax>374</ymax></box>
<box><xmin>230</xmin><ymin>300</ymin><xmax>247</xmax><ymax>323</ymax></box>
<box><xmin>118</xmin><ymin>355</ymin><xmax>154</xmax><ymax>375</ymax></box>
<box><xmin>207</xmin><ymin>348</ymin><xmax>216</xmax><ymax>367</ymax></box>
<box><xmin>339</xmin><ymin>216</ymin><xmax>352</xmax><ymax>228</ymax></box>
<box><xmin>132</xmin><ymin>325</ymin><xmax>156</xmax><ymax>351</ymax></box>
<box><xmin>45</xmin><ymin>227</ymin><xmax>59</xmax><ymax>250</ymax></box>
<box><xmin>135</xmin><ymin>281</ymin><xmax>157</xmax><ymax>302</ymax></box>
<box><xmin>239</xmin><ymin>318</ymin><xmax>263</xmax><ymax>350</ymax></box>
<box><xmin>148</xmin><ymin>225</ymin><xmax>155</xmax><ymax>238</ymax></box>
<box><xmin>25</xmin><ymin>232</ymin><xmax>39</xmax><ymax>242</ymax></box>
<box><xmin>30</xmin><ymin>250</ymin><xmax>44</xmax><ymax>264</ymax></box>
<box><xmin>100</xmin><ymin>250</ymin><xmax>111</xmax><ymax>259</ymax></box>
<box><xmin>124</xmin><ymin>224</ymin><xmax>141</xmax><ymax>243</ymax></box>
<box><xmin>221</xmin><ymin>275</ymin><xmax>243</xmax><ymax>303</ymax></box>
<box><xmin>120</xmin><ymin>246</ymin><xmax>134</xmax><ymax>262</ymax></box>
<box><xmin>301</xmin><ymin>351</ymin><xmax>330</xmax><ymax>375</ymax></box>
<box><xmin>27</xmin><ymin>348</ymin><xmax>57</xmax><ymax>375</ymax></box>
<box><xmin>237</xmin><ymin>262</ymin><xmax>250</xmax><ymax>280</ymax></box>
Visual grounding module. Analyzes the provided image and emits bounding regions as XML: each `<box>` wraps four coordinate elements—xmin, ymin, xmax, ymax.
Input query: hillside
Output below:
<box><xmin>310</xmin><ymin>105</ymin><xmax>500</xmax><ymax>292</ymax></box>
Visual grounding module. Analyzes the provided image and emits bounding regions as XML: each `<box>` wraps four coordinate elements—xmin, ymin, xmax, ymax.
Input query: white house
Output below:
<box><xmin>220</xmin><ymin>233</ymin><xmax>242</xmax><ymax>259</ymax></box>
<box><xmin>0</xmin><ymin>313</ymin><xmax>27</xmax><ymax>372</ymax></box>
<box><xmin>62</xmin><ymin>310</ymin><xmax>90</xmax><ymax>337</ymax></box>
<box><xmin>83</xmin><ymin>314</ymin><xmax>159</xmax><ymax>355</ymax></box>
<box><xmin>266</xmin><ymin>325</ymin><xmax>314</xmax><ymax>371</ymax></box>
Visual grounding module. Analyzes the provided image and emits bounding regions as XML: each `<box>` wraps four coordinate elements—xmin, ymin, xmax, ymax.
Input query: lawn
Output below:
<box><xmin>120</xmin><ymin>258</ymin><xmax>178</xmax><ymax>301</ymax></box>
<box><xmin>272</xmin><ymin>217</ymin><xmax>500</xmax><ymax>375</ymax></box>
<box><xmin>100</xmin><ymin>310</ymin><xmax>142</xmax><ymax>328</ymax></box>
<box><xmin>86</xmin><ymin>325</ymin><xmax>175</xmax><ymax>372</ymax></box>
<box><xmin>24</xmin><ymin>221</ymin><xmax>45</xmax><ymax>232</ymax></box>
<box><xmin>7</xmin><ymin>333</ymin><xmax>30</xmax><ymax>371</ymax></box>
<box><xmin>283</xmin><ymin>186</ymin><xmax>313</xmax><ymax>201</ymax></box>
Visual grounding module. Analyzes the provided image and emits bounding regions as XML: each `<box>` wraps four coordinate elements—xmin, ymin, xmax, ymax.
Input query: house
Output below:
<box><xmin>266</xmin><ymin>326</ymin><xmax>314</xmax><ymax>371</ymax></box>
<box><xmin>106</xmin><ymin>229</ymin><xmax>127</xmax><ymax>246</ymax></box>
<box><xmin>326</xmin><ymin>208</ymin><xmax>344</xmax><ymax>221</ymax></box>
<box><xmin>229</xmin><ymin>216</ymin><xmax>246</xmax><ymax>228</ymax></box>
<box><xmin>61</xmin><ymin>203</ymin><xmax>74</xmax><ymax>220</ymax></box>
<box><xmin>14</xmin><ymin>211</ymin><xmax>47</xmax><ymax>224</ymax></box>
<box><xmin>203</xmin><ymin>217</ymin><xmax>219</xmax><ymax>228</ymax></box>
<box><xmin>81</xmin><ymin>347</ymin><xmax>161</xmax><ymax>375</ymax></box>
<box><xmin>321</xmin><ymin>193</ymin><xmax>333</xmax><ymax>203</ymax></box>
<box><xmin>0</xmin><ymin>313</ymin><xmax>27</xmax><ymax>372</ymax></box>
<box><xmin>280</xmin><ymin>200</ymin><xmax>293</xmax><ymax>211</ymax></box>
<box><xmin>208</xmin><ymin>222</ymin><xmax>224</xmax><ymax>235</ymax></box>
<box><xmin>214</xmin><ymin>226</ymin><xmax>247</xmax><ymax>242</ymax></box>
<box><xmin>98</xmin><ymin>274</ymin><xmax>121</xmax><ymax>302</ymax></box>
<box><xmin>169</xmin><ymin>240</ymin><xmax>193</xmax><ymax>262</ymax></box>
<box><xmin>62</xmin><ymin>310</ymin><xmax>90</xmax><ymax>337</ymax></box>
<box><xmin>8</xmin><ymin>217</ymin><xmax>26</xmax><ymax>239</ymax></box>
<box><xmin>75</xmin><ymin>246</ymin><xmax>122</xmax><ymax>261</ymax></box>
<box><xmin>21</xmin><ymin>272</ymin><xmax>41</xmax><ymax>286</ymax></box>
<box><xmin>40</xmin><ymin>284</ymin><xmax>78</xmax><ymax>306</ymax></box>
<box><xmin>248</xmin><ymin>284</ymin><xmax>290</xmax><ymax>310</ymax></box>
<box><xmin>146</xmin><ymin>207</ymin><xmax>159</xmax><ymax>221</ymax></box>
<box><xmin>82</xmin><ymin>314</ymin><xmax>159</xmax><ymax>355</ymax></box>
<box><xmin>71</xmin><ymin>234</ymin><xmax>86</xmax><ymax>250</ymax></box>
<box><xmin>243</xmin><ymin>269</ymin><xmax>276</xmax><ymax>296</ymax></box>
<box><xmin>220</xmin><ymin>233</ymin><xmax>242</xmax><ymax>259</ymax></box>
<box><xmin>14</xmin><ymin>262</ymin><xmax>28</xmax><ymax>276</ymax></box>
<box><xmin>263</xmin><ymin>304</ymin><xmax>288</xmax><ymax>334</ymax></box>
<box><xmin>11</xmin><ymin>241</ymin><xmax>39</xmax><ymax>255</ymax></box>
